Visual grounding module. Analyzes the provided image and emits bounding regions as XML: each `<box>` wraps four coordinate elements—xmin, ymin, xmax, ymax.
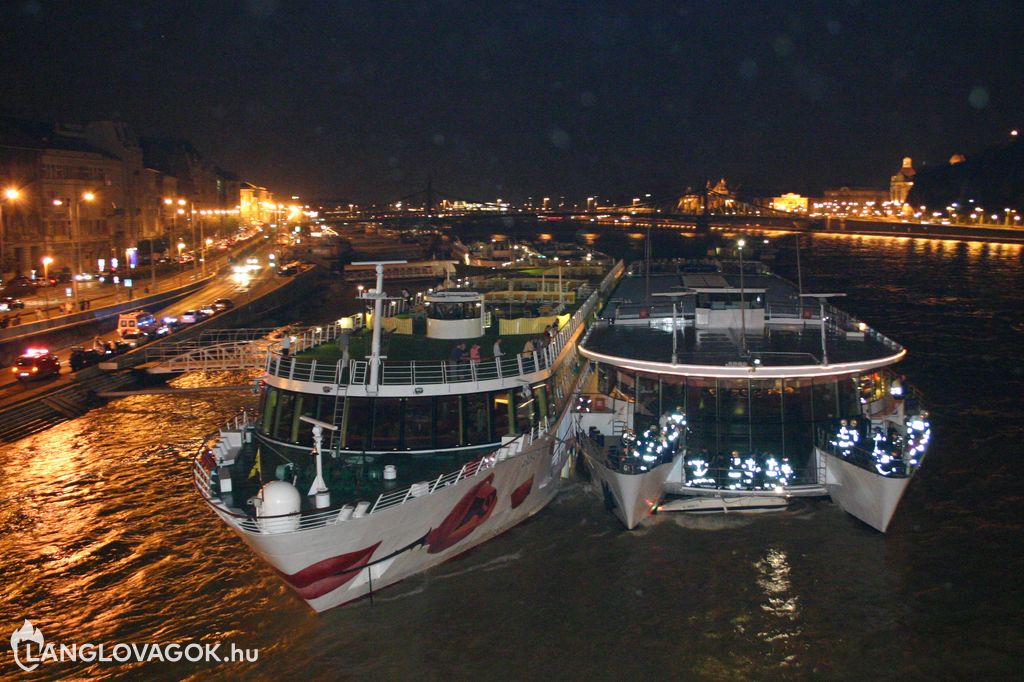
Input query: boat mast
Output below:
<box><xmin>737</xmin><ymin>238</ymin><xmax>747</xmax><ymax>356</ymax></box>
<box><xmin>799</xmin><ymin>292</ymin><xmax>845</xmax><ymax>365</ymax></box>
<box><xmin>300</xmin><ymin>416</ymin><xmax>338</xmax><ymax>508</ymax></box>
<box><xmin>353</xmin><ymin>260</ymin><xmax>406</xmax><ymax>388</ymax></box>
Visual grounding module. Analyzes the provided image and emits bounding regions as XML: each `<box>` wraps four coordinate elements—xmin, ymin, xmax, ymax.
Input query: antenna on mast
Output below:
<box><xmin>353</xmin><ymin>260</ymin><xmax>407</xmax><ymax>388</ymax></box>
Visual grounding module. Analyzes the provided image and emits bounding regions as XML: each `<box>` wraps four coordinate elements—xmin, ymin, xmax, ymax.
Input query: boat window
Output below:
<box><xmin>289</xmin><ymin>394</ymin><xmax>307</xmax><ymax>443</ymax></box>
<box><xmin>259</xmin><ymin>386</ymin><xmax>278</xmax><ymax>435</ymax></box>
<box><xmin>514</xmin><ymin>388</ymin><xmax>535</xmax><ymax>434</ymax></box>
<box><xmin>371</xmin><ymin>398</ymin><xmax>402</xmax><ymax>450</ymax></box>
<box><xmin>812</xmin><ymin>378</ymin><xmax>839</xmax><ymax>423</ymax></box>
<box><xmin>436</xmin><ymin>395</ymin><xmax>461</xmax><ymax>447</ymax></box>
<box><xmin>294</xmin><ymin>393</ymin><xmax>329</xmax><ymax>440</ymax></box>
<box><xmin>403</xmin><ymin>397</ymin><xmax>433</xmax><ymax>449</ymax></box>
<box><xmin>750</xmin><ymin>379</ymin><xmax>784</xmax><ymax>457</ymax></box>
<box><xmin>343</xmin><ymin>397</ymin><xmax>370</xmax><ymax>450</ymax></box>
<box><xmin>685</xmin><ymin>376</ymin><xmax>718</xmax><ymax>453</ymax></box>
<box><xmin>660</xmin><ymin>374</ymin><xmax>687</xmax><ymax>421</ymax></box>
<box><xmin>464</xmin><ymin>392</ymin><xmax>490</xmax><ymax>444</ymax></box>
<box><xmin>491</xmin><ymin>389</ymin><xmax>513</xmax><ymax>437</ymax></box>
<box><xmin>837</xmin><ymin>376</ymin><xmax>860</xmax><ymax>417</ymax></box>
<box><xmin>273</xmin><ymin>391</ymin><xmax>297</xmax><ymax>442</ymax></box>
<box><xmin>635</xmin><ymin>374</ymin><xmax>660</xmax><ymax>433</ymax></box>
<box><xmin>783</xmin><ymin>378</ymin><xmax>815</xmax><ymax>456</ymax></box>
<box><xmin>718</xmin><ymin>378</ymin><xmax>750</xmax><ymax>454</ymax></box>
<box><xmin>427</xmin><ymin>301</ymin><xmax>478</xmax><ymax>320</ymax></box>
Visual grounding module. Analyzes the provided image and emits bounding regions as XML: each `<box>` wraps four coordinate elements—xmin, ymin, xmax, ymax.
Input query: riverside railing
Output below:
<box><xmin>262</xmin><ymin>260</ymin><xmax>624</xmax><ymax>388</ymax></box>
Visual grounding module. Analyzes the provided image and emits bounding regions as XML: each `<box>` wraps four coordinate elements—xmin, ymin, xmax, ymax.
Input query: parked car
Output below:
<box><xmin>13</xmin><ymin>348</ymin><xmax>60</xmax><ymax>381</ymax></box>
<box><xmin>2</xmin><ymin>276</ymin><xmax>32</xmax><ymax>293</ymax></box>
<box><xmin>212</xmin><ymin>298</ymin><xmax>235</xmax><ymax>312</ymax></box>
<box><xmin>0</xmin><ymin>296</ymin><xmax>25</xmax><ymax>311</ymax></box>
<box><xmin>120</xmin><ymin>329</ymin><xmax>151</xmax><ymax>348</ymax></box>
<box><xmin>69</xmin><ymin>346</ymin><xmax>105</xmax><ymax>371</ymax></box>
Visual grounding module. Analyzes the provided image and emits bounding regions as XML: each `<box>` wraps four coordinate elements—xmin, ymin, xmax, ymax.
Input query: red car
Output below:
<box><xmin>13</xmin><ymin>348</ymin><xmax>61</xmax><ymax>381</ymax></box>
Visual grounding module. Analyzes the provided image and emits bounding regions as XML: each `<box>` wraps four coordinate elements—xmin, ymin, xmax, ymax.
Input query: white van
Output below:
<box><xmin>118</xmin><ymin>311</ymin><xmax>157</xmax><ymax>338</ymax></box>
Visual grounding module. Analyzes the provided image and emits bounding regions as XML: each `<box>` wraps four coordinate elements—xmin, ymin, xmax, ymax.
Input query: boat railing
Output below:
<box><xmin>192</xmin><ymin>423</ymin><xmax>547</xmax><ymax>535</ymax></box>
<box><xmin>765</xmin><ymin>303</ymin><xmax>904</xmax><ymax>352</ymax></box>
<box><xmin>262</xmin><ymin>259</ymin><xmax>624</xmax><ymax>387</ymax></box>
<box><xmin>815</xmin><ymin>426</ymin><xmax>918</xmax><ymax>478</ymax></box>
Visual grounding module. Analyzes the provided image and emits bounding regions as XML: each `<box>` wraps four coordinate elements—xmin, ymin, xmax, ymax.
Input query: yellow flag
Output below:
<box><xmin>248</xmin><ymin>454</ymin><xmax>261</xmax><ymax>479</ymax></box>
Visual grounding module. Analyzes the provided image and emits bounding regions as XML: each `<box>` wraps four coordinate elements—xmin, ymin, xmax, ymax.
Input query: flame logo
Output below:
<box><xmin>10</xmin><ymin>620</ymin><xmax>44</xmax><ymax>672</ymax></box>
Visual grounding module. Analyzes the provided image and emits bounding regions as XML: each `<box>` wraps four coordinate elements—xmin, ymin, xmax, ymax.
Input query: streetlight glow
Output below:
<box><xmin>4</xmin><ymin>188</ymin><xmax>20</xmax><ymax>200</ymax></box>
<box><xmin>82</xmin><ymin>192</ymin><xmax>95</xmax><ymax>202</ymax></box>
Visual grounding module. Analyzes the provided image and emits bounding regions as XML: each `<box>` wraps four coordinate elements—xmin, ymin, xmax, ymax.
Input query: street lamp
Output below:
<box><xmin>177</xmin><ymin>241</ymin><xmax>186</xmax><ymax>285</ymax></box>
<box><xmin>1</xmin><ymin>187</ymin><xmax>22</xmax><ymax>276</ymax></box>
<box><xmin>41</xmin><ymin>256</ymin><xmax>54</xmax><ymax>311</ymax></box>
<box><xmin>60</xmin><ymin>191</ymin><xmax>96</xmax><ymax>306</ymax></box>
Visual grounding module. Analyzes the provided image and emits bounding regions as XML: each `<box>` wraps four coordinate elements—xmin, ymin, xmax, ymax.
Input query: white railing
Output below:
<box><xmin>196</xmin><ymin>423</ymin><xmax>549</xmax><ymax>536</ymax></box>
<box><xmin>263</xmin><ymin>260</ymin><xmax>624</xmax><ymax>388</ymax></box>
<box><xmin>766</xmin><ymin>302</ymin><xmax>903</xmax><ymax>352</ymax></box>
<box><xmin>163</xmin><ymin>340</ymin><xmax>271</xmax><ymax>372</ymax></box>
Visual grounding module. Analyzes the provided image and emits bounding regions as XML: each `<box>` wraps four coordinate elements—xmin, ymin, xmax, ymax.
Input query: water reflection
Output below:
<box><xmin>754</xmin><ymin>547</ymin><xmax>802</xmax><ymax>663</ymax></box>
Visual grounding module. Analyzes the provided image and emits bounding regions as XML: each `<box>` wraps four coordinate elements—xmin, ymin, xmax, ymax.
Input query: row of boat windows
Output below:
<box><xmin>598</xmin><ymin>366</ymin><xmax>876</xmax><ymax>460</ymax></box>
<box><xmin>258</xmin><ymin>384</ymin><xmax>556</xmax><ymax>450</ymax></box>
<box><xmin>426</xmin><ymin>301</ymin><xmax>482</xmax><ymax>320</ymax></box>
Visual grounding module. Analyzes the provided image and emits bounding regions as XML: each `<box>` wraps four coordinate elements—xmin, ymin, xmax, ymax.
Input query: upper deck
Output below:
<box><xmin>262</xmin><ymin>259</ymin><xmax>624</xmax><ymax>397</ymax></box>
<box><xmin>579</xmin><ymin>262</ymin><xmax>906</xmax><ymax>379</ymax></box>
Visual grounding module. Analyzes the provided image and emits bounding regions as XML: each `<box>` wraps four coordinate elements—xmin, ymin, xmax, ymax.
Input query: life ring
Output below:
<box><xmin>593</xmin><ymin>396</ymin><xmax>606</xmax><ymax>411</ymax></box>
<box><xmin>638</xmin><ymin>307</ymin><xmax>649</xmax><ymax>319</ymax></box>
<box><xmin>801</xmin><ymin>306</ymin><xmax>814</xmax><ymax>319</ymax></box>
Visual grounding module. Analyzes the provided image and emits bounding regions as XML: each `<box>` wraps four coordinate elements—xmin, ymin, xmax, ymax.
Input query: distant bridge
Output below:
<box><xmin>359</xmin><ymin>182</ymin><xmax>806</xmax><ymax>229</ymax></box>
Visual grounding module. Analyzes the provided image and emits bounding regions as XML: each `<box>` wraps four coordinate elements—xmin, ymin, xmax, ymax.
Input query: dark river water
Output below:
<box><xmin>1</xmin><ymin>227</ymin><xmax>1022</xmax><ymax>680</ymax></box>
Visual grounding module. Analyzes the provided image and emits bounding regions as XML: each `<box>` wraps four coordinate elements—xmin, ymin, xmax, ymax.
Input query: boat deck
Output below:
<box><xmin>582</xmin><ymin>324</ymin><xmax>899</xmax><ymax>367</ymax></box>
<box><xmin>583</xmin><ymin>267</ymin><xmax>904</xmax><ymax>370</ymax></box>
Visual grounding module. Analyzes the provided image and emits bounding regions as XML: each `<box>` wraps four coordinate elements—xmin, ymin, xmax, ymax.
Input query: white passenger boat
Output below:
<box><xmin>194</xmin><ymin>257</ymin><xmax>623</xmax><ymax>611</ymax></box>
<box><xmin>574</xmin><ymin>254</ymin><xmax>930</xmax><ymax>532</ymax></box>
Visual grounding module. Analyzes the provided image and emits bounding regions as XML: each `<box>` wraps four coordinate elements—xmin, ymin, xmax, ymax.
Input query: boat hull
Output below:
<box><xmin>819</xmin><ymin>447</ymin><xmax>911</xmax><ymax>532</ymax></box>
<box><xmin>210</xmin><ymin>430</ymin><xmax>570</xmax><ymax>612</ymax></box>
<box><xmin>584</xmin><ymin>454</ymin><xmax>678</xmax><ymax>530</ymax></box>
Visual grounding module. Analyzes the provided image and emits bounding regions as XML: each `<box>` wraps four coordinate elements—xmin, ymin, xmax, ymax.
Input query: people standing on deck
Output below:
<box><xmin>493</xmin><ymin>337</ymin><xmax>503</xmax><ymax>360</ymax></box>
<box><xmin>469</xmin><ymin>343</ymin><xmax>481</xmax><ymax>365</ymax></box>
<box><xmin>522</xmin><ymin>338</ymin><xmax>534</xmax><ymax>355</ymax></box>
<box><xmin>281</xmin><ymin>333</ymin><xmax>291</xmax><ymax>357</ymax></box>
<box><xmin>450</xmin><ymin>342</ymin><xmax>467</xmax><ymax>379</ymax></box>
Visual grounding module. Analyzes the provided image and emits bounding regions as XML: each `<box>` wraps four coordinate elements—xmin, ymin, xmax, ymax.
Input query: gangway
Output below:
<box><xmin>139</xmin><ymin>328</ymin><xmax>282</xmax><ymax>374</ymax></box>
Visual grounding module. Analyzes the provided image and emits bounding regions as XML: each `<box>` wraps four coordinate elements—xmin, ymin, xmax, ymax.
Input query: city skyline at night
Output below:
<box><xmin>1</xmin><ymin>1</ymin><xmax>1020</xmax><ymax>202</ymax></box>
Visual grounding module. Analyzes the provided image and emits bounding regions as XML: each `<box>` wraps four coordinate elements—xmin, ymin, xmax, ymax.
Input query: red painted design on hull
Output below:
<box><xmin>510</xmin><ymin>476</ymin><xmax>534</xmax><ymax>509</ymax></box>
<box><xmin>426</xmin><ymin>474</ymin><xmax>497</xmax><ymax>554</ymax></box>
<box><xmin>278</xmin><ymin>541</ymin><xmax>381</xmax><ymax>600</ymax></box>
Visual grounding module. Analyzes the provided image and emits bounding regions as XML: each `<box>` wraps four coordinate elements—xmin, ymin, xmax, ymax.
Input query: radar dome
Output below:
<box><xmin>258</xmin><ymin>480</ymin><xmax>302</xmax><ymax>520</ymax></box>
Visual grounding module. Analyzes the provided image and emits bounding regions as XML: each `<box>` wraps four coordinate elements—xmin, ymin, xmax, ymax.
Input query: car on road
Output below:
<box><xmin>13</xmin><ymin>348</ymin><xmax>61</xmax><ymax>381</ymax></box>
<box><xmin>120</xmin><ymin>329</ymin><xmax>151</xmax><ymax>347</ymax></box>
<box><xmin>212</xmin><ymin>298</ymin><xmax>235</xmax><ymax>312</ymax></box>
<box><xmin>179</xmin><ymin>310</ymin><xmax>199</xmax><ymax>324</ymax></box>
<box><xmin>69</xmin><ymin>346</ymin><xmax>106</xmax><ymax>371</ymax></box>
<box><xmin>198</xmin><ymin>304</ymin><xmax>217</xmax><ymax>317</ymax></box>
<box><xmin>0</xmin><ymin>296</ymin><xmax>25</xmax><ymax>311</ymax></box>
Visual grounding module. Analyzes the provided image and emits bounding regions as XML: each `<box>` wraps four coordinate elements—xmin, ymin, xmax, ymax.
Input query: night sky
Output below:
<box><xmin>2</xmin><ymin>0</ymin><xmax>1021</xmax><ymax>203</ymax></box>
